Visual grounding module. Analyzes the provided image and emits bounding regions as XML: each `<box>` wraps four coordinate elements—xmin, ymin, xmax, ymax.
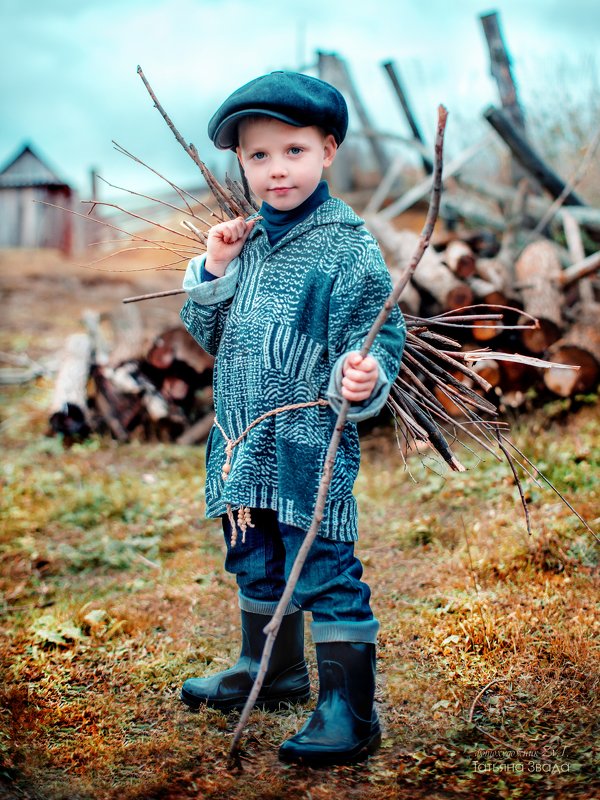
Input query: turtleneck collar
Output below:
<box><xmin>259</xmin><ymin>180</ymin><xmax>330</xmax><ymax>246</ymax></box>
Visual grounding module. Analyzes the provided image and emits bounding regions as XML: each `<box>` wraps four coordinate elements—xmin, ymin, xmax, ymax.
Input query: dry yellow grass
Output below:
<box><xmin>0</xmin><ymin>248</ymin><xmax>598</xmax><ymax>799</ymax></box>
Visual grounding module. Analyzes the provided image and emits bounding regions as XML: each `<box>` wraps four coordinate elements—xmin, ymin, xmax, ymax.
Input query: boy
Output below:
<box><xmin>179</xmin><ymin>70</ymin><xmax>406</xmax><ymax>766</ymax></box>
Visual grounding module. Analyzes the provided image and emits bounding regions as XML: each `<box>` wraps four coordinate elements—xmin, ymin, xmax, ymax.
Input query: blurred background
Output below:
<box><xmin>1</xmin><ymin>0</ymin><xmax>599</xmax><ymax>198</ymax></box>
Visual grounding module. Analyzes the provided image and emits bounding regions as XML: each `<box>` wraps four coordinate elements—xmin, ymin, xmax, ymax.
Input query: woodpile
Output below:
<box><xmin>357</xmin><ymin>8</ymin><xmax>600</xmax><ymax>413</ymax></box>
<box><xmin>46</xmin><ymin>20</ymin><xmax>599</xmax><ymax>447</ymax></box>
<box><xmin>364</xmin><ymin>213</ymin><xmax>599</xmax><ymax>413</ymax></box>
<box><xmin>49</xmin><ymin>307</ymin><xmax>214</xmax><ymax>444</ymax></box>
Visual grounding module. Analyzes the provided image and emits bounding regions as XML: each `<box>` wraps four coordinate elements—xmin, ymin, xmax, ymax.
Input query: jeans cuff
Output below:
<box><xmin>311</xmin><ymin>618</ymin><xmax>379</xmax><ymax>643</ymax></box>
<box><xmin>238</xmin><ymin>592</ymin><xmax>299</xmax><ymax>616</ymax></box>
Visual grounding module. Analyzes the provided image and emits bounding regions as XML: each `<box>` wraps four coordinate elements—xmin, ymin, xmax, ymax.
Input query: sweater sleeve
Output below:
<box><xmin>326</xmin><ymin>231</ymin><xmax>406</xmax><ymax>422</ymax></box>
<box><xmin>179</xmin><ymin>254</ymin><xmax>239</xmax><ymax>356</ymax></box>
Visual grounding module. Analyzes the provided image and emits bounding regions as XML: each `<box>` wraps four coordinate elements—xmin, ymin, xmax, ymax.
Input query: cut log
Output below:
<box><xmin>388</xmin><ymin>266</ymin><xmax>421</xmax><ymax>314</ymax></box>
<box><xmin>440</xmin><ymin>194</ymin><xmax>506</xmax><ymax>232</ymax></box>
<box><xmin>176</xmin><ymin>411</ymin><xmax>216</xmax><ymax>446</ymax></box>
<box><xmin>108</xmin><ymin>304</ymin><xmax>145</xmax><ymax>367</ymax></box>
<box><xmin>456</xmin><ymin>174</ymin><xmax>600</xmax><ymax>231</ymax></box>
<box><xmin>514</xmin><ymin>241</ymin><xmax>563</xmax><ymax>352</ymax></box>
<box><xmin>92</xmin><ymin>367</ymin><xmax>134</xmax><ymax>442</ymax></box>
<box><xmin>544</xmin><ymin>303</ymin><xmax>600</xmax><ymax>396</ymax></box>
<box><xmin>146</xmin><ymin>327</ymin><xmax>214</xmax><ymax>375</ymax></box>
<box><xmin>49</xmin><ymin>333</ymin><xmax>92</xmax><ymax>438</ymax></box>
<box><xmin>443</xmin><ymin>240</ymin><xmax>476</xmax><ymax>278</ymax></box>
<box><xmin>561</xmin><ymin>210</ymin><xmax>595</xmax><ymax>306</ymax></box>
<box><xmin>472</xmin><ymin>358</ymin><xmax>501</xmax><ymax>388</ymax></box>
<box><xmin>364</xmin><ymin>221</ymin><xmax>473</xmax><ymax>310</ymax></box>
<box><xmin>560</xmin><ymin>250</ymin><xmax>600</xmax><ymax>288</ymax></box>
<box><xmin>476</xmin><ymin>257</ymin><xmax>511</xmax><ymax>294</ymax></box>
<box><xmin>467</xmin><ymin>277</ymin><xmax>508</xmax><ymax>341</ymax></box>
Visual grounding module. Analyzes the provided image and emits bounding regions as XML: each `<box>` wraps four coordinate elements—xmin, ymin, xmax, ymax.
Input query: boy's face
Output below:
<box><xmin>236</xmin><ymin>117</ymin><xmax>337</xmax><ymax>211</ymax></box>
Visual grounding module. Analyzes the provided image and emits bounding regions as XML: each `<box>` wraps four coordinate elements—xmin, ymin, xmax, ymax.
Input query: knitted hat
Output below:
<box><xmin>208</xmin><ymin>71</ymin><xmax>348</xmax><ymax>150</ymax></box>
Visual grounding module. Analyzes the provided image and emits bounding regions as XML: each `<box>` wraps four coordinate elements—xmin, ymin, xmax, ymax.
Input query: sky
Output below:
<box><xmin>1</xmin><ymin>0</ymin><xmax>599</xmax><ymax>201</ymax></box>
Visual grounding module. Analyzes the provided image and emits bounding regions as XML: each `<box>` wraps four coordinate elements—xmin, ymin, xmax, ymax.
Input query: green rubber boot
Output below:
<box><xmin>279</xmin><ymin>641</ymin><xmax>381</xmax><ymax>765</ymax></box>
<box><xmin>181</xmin><ymin>608</ymin><xmax>310</xmax><ymax>712</ymax></box>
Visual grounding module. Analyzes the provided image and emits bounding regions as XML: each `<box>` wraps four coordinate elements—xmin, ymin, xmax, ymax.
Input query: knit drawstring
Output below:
<box><xmin>214</xmin><ymin>398</ymin><xmax>329</xmax><ymax>546</ymax></box>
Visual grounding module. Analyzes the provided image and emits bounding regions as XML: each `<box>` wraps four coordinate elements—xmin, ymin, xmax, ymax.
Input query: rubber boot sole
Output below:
<box><xmin>278</xmin><ymin>726</ymin><xmax>382</xmax><ymax>766</ymax></box>
<box><xmin>180</xmin><ymin>684</ymin><xmax>311</xmax><ymax>713</ymax></box>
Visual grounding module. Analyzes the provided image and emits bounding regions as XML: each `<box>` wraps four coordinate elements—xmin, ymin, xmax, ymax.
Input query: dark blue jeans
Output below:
<box><xmin>222</xmin><ymin>508</ymin><xmax>379</xmax><ymax>643</ymax></box>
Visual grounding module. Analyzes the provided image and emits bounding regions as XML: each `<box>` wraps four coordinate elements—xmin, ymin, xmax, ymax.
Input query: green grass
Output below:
<box><xmin>0</xmin><ymin>375</ymin><xmax>598</xmax><ymax>800</ymax></box>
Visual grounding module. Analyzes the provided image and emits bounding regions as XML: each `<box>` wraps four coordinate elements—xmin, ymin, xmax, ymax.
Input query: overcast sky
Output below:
<box><xmin>1</xmin><ymin>0</ymin><xmax>598</xmax><ymax>199</ymax></box>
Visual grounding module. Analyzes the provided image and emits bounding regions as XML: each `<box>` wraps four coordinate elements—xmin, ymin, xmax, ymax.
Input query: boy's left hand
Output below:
<box><xmin>341</xmin><ymin>353</ymin><xmax>379</xmax><ymax>402</ymax></box>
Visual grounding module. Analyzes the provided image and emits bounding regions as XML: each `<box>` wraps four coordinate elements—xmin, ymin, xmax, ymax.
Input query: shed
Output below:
<box><xmin>0</xmin><ymin>143</ymin><xmax>74</xmax><ymax>253</ymax></box>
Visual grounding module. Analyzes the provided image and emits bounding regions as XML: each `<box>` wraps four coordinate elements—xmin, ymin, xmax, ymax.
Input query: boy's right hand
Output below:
<box><xmin>205</xmin><ymin>216</ymin><xmax>255</xmax><ymax>277</ymax></box>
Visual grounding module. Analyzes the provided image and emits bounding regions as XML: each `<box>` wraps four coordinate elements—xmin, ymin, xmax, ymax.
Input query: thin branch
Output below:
<box><xmin>95</xmin><ymin>173</ymin><xmax>212</xmax><ymax>226</ymax></box>
<box><xmin>499</xmin><ymin>434</ymin><xmax>599</xmax><ymax>542</ymax></box>
<box><xmin>123</xmin><ymin>288</ymin><xmax>187</xmax><ymax>304</ymax></box>
<box><xmin>496</xmin><ymin>430</ymin><xmax>532</xmax><ymax>535</ymax></box>
<box><xmin>79</xmin><ymin>199</ymin><xmax>201</xmax><ymax>246</ymax></box>
<box><xmin>137</xmin><ymin>65</ymin><xmax>246</xmax><ymax>219</ymax></box>
<box><xmin>113</xmin><ymin>140</ymin><xmax>220</xmax><ymax>222</ymax></box>
<box><xmin>35</xmin><ymin>200</ymin><xmax>190</xmax><ymax>261</ymax></box>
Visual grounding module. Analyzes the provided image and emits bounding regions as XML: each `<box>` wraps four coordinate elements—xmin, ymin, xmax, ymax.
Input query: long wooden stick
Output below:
<box><xmin>228</xmin><ymin>105</ymin><xmax>448</xmax><ymax>762</ymax></box>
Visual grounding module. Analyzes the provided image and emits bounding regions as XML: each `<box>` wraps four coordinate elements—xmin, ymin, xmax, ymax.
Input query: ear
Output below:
<box><xmin>235</xmin><ymin>146</ymin><xmax>244</xmax><ymax>168</ymax></box>
<box><xmin>322</xmin><ymin>134</ymin><xmax>337</xmax><ymax>168</ymax></box>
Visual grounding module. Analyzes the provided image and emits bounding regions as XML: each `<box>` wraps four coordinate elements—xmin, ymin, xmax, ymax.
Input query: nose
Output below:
<box><xmin>269</xmin><ymin>157</ymin><xmax>288</xmax><ymax>178</ymax></box>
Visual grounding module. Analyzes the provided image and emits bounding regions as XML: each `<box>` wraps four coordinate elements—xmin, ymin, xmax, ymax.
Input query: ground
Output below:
<box><xmin>0</xmin><ymin>247</ymin><xmax>598</xmax><ymax>800</ymax></box>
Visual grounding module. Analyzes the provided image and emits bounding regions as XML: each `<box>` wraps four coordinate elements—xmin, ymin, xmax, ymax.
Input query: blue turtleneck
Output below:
<box><xmin>259</xmin><ymin>179</ymin><xmax>330</xmax><ymax>245</ymax></box>
<box><xmin>202</xmin><ymin>180</ymin><xmax>331</xmax><ymax>281</ymax></box>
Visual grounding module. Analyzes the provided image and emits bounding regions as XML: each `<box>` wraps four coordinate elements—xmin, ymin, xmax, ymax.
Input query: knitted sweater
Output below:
<box><xmin>180</xmin><ymin>196</ymin><xmax>406</xmax><ymax>541</ymax></box>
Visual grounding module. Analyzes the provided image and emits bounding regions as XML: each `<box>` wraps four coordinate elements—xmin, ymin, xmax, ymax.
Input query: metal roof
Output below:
<box><xmin>0</xmin><ymin>144</ymin><xmax>70</xmax><ymax>189</ymax></box>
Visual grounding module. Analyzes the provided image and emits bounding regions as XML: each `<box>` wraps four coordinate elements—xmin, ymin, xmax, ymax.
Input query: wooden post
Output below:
<box><xmin>318</xmin><ymin>51</ymin><xmax>390</xmax><ymax>177</ymax></box>
<box><xmin>382</xmin><ymin>60</ymin><xmax>433</xmax><ymax>175</ymax></box>
<box><xmin>480</xmin><ymin>10</ymin><xmax>528</xmax><ymax>185</ymax></box>
<box><xmin>480</xmin><ymin>12</ymin><xmax>526</xmax><ymax>133</ymax></box>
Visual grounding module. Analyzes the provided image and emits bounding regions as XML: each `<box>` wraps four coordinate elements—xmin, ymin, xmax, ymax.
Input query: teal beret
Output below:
<box><xmin>208</xmin><ymin>71</ymin><xmax>348</xmax><ymax>150</ymax></box>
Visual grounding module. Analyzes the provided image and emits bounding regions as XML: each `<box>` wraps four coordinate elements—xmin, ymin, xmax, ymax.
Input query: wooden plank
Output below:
<box><xmin>484</xmin><ymin>105</ymin><xmax>586</xmax><ymax>206</ymax></box>
<box><xmin>382</xmin><ymin>60</ymin><xmax>433</xmax><ymax>174</ymax></box>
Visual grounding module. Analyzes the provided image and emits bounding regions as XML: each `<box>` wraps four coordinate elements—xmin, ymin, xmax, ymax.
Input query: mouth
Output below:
<box><xmin>269</xmin><ymin>187</ymin><xmax>294</xmax><ymax>195</ymax></box>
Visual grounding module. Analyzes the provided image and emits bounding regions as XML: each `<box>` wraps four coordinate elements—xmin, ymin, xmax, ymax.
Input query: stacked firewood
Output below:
<box><xmin>49</xmin><ymin>307</ymin><xmax>214</xmax><ymax>444</ymax></box>
<box><xmin>365</xmin><ymin>215</ymin><xmax>600</xmax><ymax>413</ymax></box>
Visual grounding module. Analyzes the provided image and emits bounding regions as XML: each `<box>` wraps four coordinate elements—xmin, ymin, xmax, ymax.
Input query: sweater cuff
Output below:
<box><xmin>326</xmin><ymin>353</ymin><xmax>391</xmax><ymax>422</ymax></box>
<box><xmin>182</xmin><ymin>254</ymin><xmax>240</xmax><ymax>305</ymax></box>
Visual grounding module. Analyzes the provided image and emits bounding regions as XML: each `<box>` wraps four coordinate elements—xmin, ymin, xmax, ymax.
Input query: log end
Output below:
<box><xmin>544</xmin><ymin>348</ymin><xmax>598</xmax><ymax>397</ymax></box>
<box><xmin>446</xmin><ymin>285</ymin><xmax>474</xmax><ymax>311</ymax></box>
<box><xmin>521</xmin><ymin>320</ymin><xmax>561</xmax><ymax>354</ymax></box>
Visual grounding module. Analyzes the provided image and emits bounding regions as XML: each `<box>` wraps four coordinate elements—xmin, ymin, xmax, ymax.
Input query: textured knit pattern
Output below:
<box><xmin>180</xmin><ymin>197</ymin><xmax>406</xmax><ymax>541</ymax></box>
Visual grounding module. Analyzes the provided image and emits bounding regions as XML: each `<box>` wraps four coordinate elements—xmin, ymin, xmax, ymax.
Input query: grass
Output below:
<box><xmin>0</xmin><ymin>370</ymin><xmax>598</xmax><ymax>800</ymax></box>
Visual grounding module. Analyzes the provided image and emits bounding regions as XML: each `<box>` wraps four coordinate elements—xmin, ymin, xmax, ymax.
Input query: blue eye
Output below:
<box><xmin>252</xmin><ymin>152</ymin><xmax>266</xmax><ymax>160</ymax></box>
<box><xmin>289</xmin><ymin>147</ymin><xmax>302</xmax><ymax>155</ymax></box>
